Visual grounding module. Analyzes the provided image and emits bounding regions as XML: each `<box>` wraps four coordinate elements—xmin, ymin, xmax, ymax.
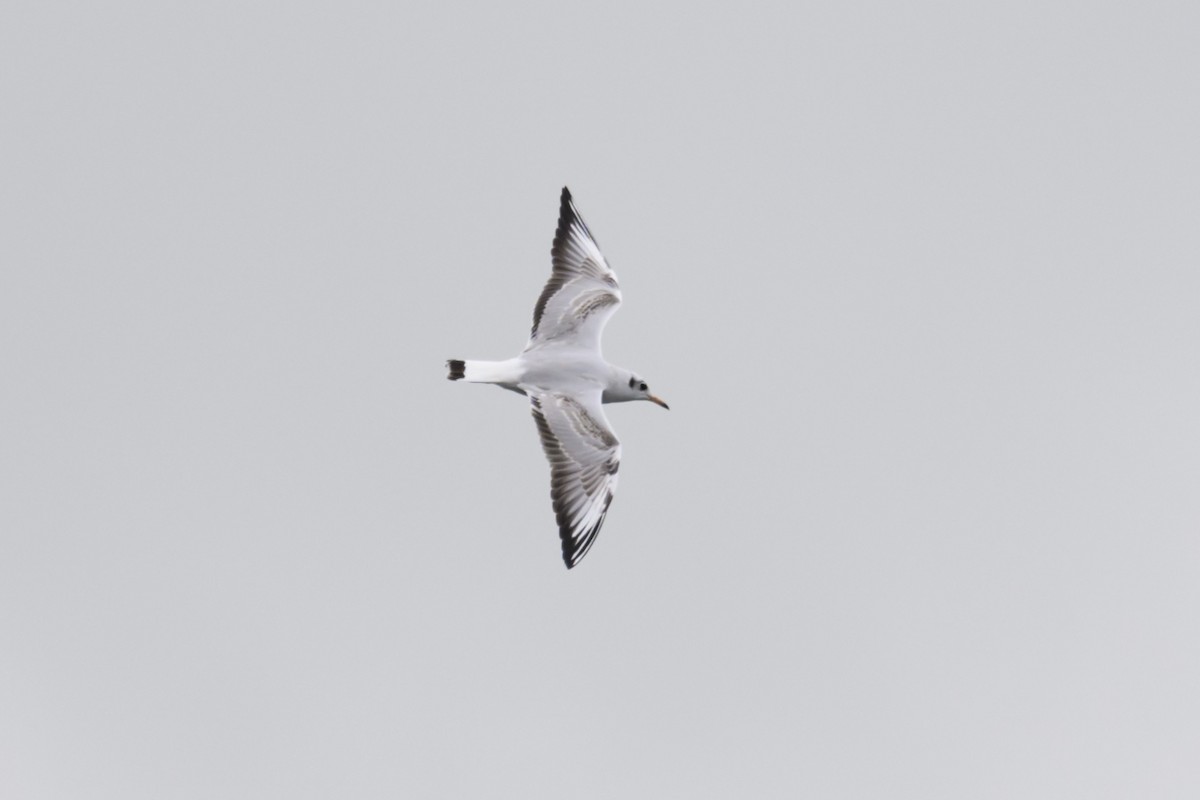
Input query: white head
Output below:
<box><xmin>606</xmin><ymin>369</ymin><xmax>669</xmax><ymax>408</ymax></box>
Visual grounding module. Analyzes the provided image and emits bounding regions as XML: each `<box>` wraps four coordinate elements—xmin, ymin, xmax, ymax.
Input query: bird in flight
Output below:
<box><xmin>447</xmin><ymin>187</ymin><xmax>668</xmax><ymax>569</ymax></box>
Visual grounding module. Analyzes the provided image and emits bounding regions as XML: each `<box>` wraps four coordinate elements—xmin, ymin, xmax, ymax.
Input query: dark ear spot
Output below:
<box><xmin>629</xmin><ymin>377</ymin><xmax>636</xmax><ymax>389</ymax></box>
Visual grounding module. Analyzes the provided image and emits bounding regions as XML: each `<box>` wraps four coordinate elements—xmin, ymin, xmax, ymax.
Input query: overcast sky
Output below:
<box><xmin>2</xmin><ymin>2</ymin><xmax>1198</xmax><ymax>798</ymax></box>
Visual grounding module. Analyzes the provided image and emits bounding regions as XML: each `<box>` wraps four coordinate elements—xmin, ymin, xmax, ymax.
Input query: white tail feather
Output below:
<box><xmin>446</xmin><ymin>358</ymin><xmax>523</xmax><ymax>390</ymax></box>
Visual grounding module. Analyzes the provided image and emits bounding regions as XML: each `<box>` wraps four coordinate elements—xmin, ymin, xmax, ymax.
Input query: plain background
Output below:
<box><xmin>2</xmin><ymin>2</ymin><xmax>1198</xmax><ymax>797</ymax></box>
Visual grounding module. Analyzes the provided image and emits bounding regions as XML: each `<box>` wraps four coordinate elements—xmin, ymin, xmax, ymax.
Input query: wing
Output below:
<box><xmin>525</xmin><ymin>187</ymin><xmax>623</xmax><ymax>353</ymax></box>
<box><xmin>528</xmin><ymin>389</ymin><xmax>621</xmax><ymax>569</ymax></box>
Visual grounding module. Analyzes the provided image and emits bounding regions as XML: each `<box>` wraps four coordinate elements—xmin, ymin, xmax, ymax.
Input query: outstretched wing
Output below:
<box><xmin>526</xmin><ymin>187</ymin><xmax>622</xmax><ymax>353</ymax></box>
<box><xmin>528</xmin><ymin>389</ymin><xmax>621</xmax><ymax>569</ymax></box>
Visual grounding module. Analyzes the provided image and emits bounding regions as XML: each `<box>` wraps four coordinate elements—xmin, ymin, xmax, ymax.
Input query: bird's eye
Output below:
<box><xmin>640</xmin><ymin>383</ymin><xmax>648</xmax><ymax>391</ymax></box>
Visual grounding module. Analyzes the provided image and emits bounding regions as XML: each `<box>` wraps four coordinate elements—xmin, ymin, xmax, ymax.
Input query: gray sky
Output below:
<box><xmin>2</xmin><ymin>2</ymin><xmax>1198</xmax><ymax>797</ymax></box>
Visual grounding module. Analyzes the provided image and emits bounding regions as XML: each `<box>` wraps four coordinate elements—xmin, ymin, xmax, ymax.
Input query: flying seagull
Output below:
<box><xmin>447</xmin><ymin>187</ymin><xmax>668</xmax><ymax>569</ymax></box>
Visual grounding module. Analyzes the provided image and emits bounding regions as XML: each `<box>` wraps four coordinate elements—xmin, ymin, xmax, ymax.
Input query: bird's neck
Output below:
<box><xmin>601</xmin><ymin>367</ymin><xmax>638</xmax><ymax>404</ymax></box>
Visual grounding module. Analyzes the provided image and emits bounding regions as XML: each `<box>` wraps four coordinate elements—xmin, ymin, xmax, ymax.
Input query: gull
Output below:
<box><xmin>446</xmin><ymin>187</ymin><xmax>668</xmax><ymax>569</ymax></box>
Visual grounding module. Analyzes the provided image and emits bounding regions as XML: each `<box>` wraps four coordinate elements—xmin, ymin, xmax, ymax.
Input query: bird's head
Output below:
<box><xmin>613</xmin><ymin>372</ymin><xmax>669</xmax><ymax>409</ymax></box>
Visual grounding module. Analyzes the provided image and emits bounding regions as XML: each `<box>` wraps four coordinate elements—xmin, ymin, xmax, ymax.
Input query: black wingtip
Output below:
<box><xmin>562</xmin><ymin>538</ymin><xmax>585</xmax><ymax>569</ymax></box>
<box><xmin>446</xmin><ymin>359</ymin><xmax>465</xmax><ymax>380</ymax></box>
<box><xmin>558</xmin><ymin>187</ymin><xmax>574</xmax><ymax>222</ymax></box>
<box><xmin>554</xmin><ymin>186</ymin><xmax>594</xmax><ymax>248</ymax></box>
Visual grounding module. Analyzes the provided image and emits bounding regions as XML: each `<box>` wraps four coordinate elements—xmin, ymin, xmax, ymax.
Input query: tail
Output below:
<box><xmin>445</xmin><ymin>358</ymin><xmax>521</xmax><ymax>386</ymax></box>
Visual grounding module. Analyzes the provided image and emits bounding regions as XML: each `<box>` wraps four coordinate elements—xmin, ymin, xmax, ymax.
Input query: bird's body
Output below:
<box><xmin>447</xmin><ymin>187</ymin><xmax>667</xmax><ymax>569</ymax></box>
<box><xmin>450</xmin><ymin>350</ymin><xmax>619</xmax><ymax>398</ymax></box>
